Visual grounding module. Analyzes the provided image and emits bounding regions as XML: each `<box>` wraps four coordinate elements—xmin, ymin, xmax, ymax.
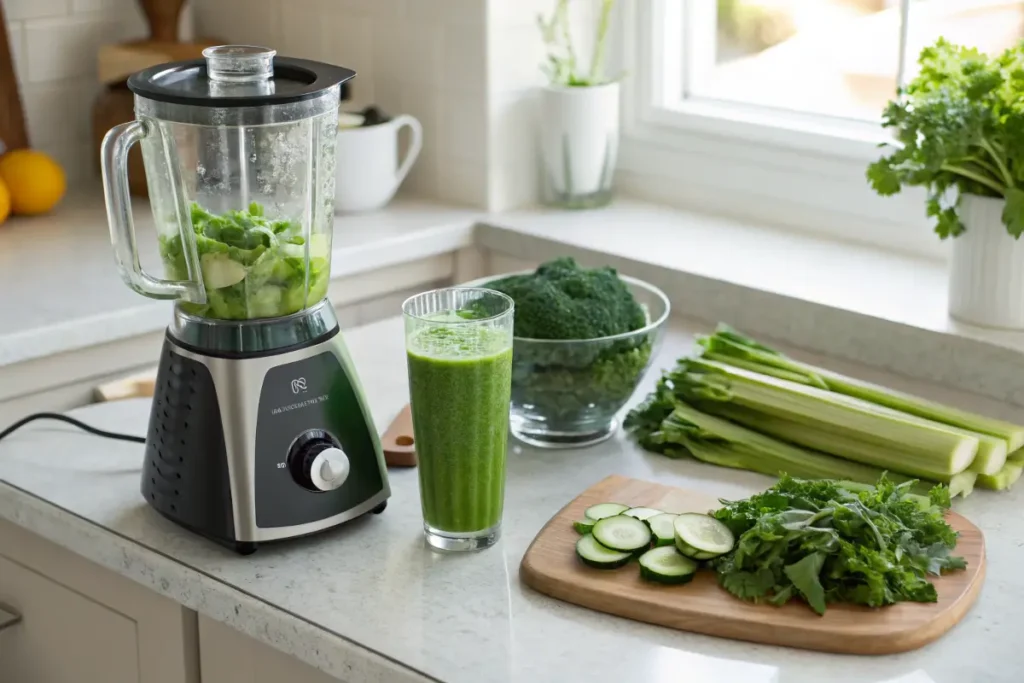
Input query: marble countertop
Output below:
<box><xmin>0</xmin><ymin>315</ymin><xmax>1020</xmax><ymax>683</ymax></box>
<box><xmin>0</xmin><ymin>189</ymin><xmax>477</xmax><ymax>368</ymax></box>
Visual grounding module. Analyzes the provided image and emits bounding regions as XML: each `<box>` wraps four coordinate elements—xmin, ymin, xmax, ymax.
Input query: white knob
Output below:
<box><xmin>309</xmin><ymin>447</ymin><xmax>350</xmax><ymax>491</ymax></box>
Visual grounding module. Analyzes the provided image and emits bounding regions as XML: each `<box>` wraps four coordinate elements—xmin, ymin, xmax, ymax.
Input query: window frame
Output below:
<box><xmin>618</xmin><ymin>0</ymin><xmax>946</xmax><ymax>260</ymax></box>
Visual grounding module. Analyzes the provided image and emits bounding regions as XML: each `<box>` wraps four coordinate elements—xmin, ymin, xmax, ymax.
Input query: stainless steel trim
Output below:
<box><xmin>0</xmin><ymin>605</ymin><xmax>21</xmax><ymax>631</ymax></box>
<box><xmin>169</xmin><ymin>322</ymin><xmax>390</xmax><ymax>542</ymax></box>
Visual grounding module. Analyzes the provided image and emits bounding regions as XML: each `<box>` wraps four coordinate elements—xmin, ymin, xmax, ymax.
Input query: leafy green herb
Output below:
<box><xmin>711</xmin><ymin>475</ymin><xmax>966</xmax><ymax>615</ymax></box>
<box><xmin>866</xmin><ymin>38</ymin><xmax>1024</xmax><ymax>238</ymax></box>
<box><xmin>538</xmin><ymin>0</ymin><xmax>618</xmax><ymax>87</ymax></box>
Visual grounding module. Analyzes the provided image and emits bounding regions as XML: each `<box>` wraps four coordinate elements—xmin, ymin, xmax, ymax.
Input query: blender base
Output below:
<box><xmin>140</xmin><ymin>303</ymin><xmax>391</xmax><ymax>553</ymax></box>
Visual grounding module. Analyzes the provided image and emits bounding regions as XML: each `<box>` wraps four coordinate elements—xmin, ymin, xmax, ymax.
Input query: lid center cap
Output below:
<box><xmin>203</xmin><ymin>45</ymin><xmax>276</xmax><ymax>84</ymax></box>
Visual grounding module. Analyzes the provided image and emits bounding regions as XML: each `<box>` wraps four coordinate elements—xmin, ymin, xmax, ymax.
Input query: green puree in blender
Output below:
<box><xmin>407</xmin><ymin>320</ymin><xmax>512</xmax><ymax>533</ymax></box>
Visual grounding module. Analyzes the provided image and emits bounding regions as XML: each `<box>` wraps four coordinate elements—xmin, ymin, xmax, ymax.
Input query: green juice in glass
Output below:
<box><xmin>407</xmin><ymin>323</ymin><xmax>513</xmax><ymax>539</ymax></box>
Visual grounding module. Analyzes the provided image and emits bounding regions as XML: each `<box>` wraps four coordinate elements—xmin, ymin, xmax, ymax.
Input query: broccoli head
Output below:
<box><xmin>487</xmin><ymin>257</ymin><xmax>646</xmax><ymax>340</ymax></box>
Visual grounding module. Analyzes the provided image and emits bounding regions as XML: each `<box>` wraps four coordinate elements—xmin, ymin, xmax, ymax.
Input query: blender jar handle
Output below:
<box><xmin>101</xmin><ymin>121</ymin><xmax>206</xmax><ymax>303</ymax></box>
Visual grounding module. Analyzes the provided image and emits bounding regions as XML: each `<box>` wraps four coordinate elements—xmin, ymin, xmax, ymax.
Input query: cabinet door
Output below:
<box><xmin>0</xmin><ymin>519</ymin><xmax>199</xmax><ymax>683</ymax></box>
<box><xmin>199</xmin><ymin>616</ymin><xmax>344</xmax><ymax>683</ymax></box>
<box><xmin>0</xmin><ymin>556</ymin><xmax>141</xmax><ymax>682</ymax></box>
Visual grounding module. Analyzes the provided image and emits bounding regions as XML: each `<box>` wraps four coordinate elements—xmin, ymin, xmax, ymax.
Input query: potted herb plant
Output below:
<box><xmin>538</xmin><ymin>0</ymin><xmax>619</xmax><ymax>209</ymax></box>
<box><xmin>867</xmin><ymin>38</ymin><xmax>1024</xmax><ymax>329</ymax></box>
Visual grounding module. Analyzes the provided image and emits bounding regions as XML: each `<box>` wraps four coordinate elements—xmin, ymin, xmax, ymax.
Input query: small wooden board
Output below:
<box><xmin>380</xmin><ymin>404</ymin><xmax>417</xmax><ymax>468</ymax></box>
<box><xmin>520</xmin><ymin>475</ymin><xmax>986</xmax><ymax>655</ymax></box>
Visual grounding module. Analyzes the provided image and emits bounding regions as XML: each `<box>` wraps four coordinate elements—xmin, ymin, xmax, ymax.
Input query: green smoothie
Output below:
<box><xmin>407</xmin><ymin>323</ymin><xmax>513</xmax><ymax>533</ymax></box>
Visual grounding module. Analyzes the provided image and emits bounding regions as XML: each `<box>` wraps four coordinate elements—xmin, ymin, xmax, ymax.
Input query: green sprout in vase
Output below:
<box><xmin>538</xmin><ymin>0</ymin><xmax>618</xmax><ymax>87</ymax></box>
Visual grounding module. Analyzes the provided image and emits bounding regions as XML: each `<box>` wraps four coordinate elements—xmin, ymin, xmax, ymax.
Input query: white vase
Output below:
<box><xmin>539</xmin><ymin>82</ymin><xmax>620</xmax><ymax>209</ymax></box>
<box><xmin>948</xmin><ymin>194</ymin><xmax>1024</xmax><ymax>329</ymax></box>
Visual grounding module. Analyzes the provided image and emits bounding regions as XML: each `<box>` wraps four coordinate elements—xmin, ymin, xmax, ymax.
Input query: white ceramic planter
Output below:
<box><xmin>540</xmin><ymin>82</ymin><xmax>620</xmax><ymax>208</ymax></box>
<box><xmin>948</xmin><ymin>194</ymin><xmax>1024</xmax><ymax>329</ymax></box>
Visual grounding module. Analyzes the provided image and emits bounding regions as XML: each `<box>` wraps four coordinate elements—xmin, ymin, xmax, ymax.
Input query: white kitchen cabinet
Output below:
<box><xmin>0</xmin><ymin>519</ymin><xmax>199</xmax><ymax>683</ymax></box>
<box><xmin>198</xmin><ymin>615</ymin><xmax>343</xmax><ymax>683</ymax></box>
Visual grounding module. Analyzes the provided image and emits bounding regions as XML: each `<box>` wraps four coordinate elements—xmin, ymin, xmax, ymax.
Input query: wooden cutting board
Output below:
<box><xmin>0</xmin><ymin>1</ymin><xmax>28</xmax><ymax>151</ymax></box>
<box><xmin>520</xmin><ymin>475</ymin><xmax>986</xmax><ymax>655</ymax></box>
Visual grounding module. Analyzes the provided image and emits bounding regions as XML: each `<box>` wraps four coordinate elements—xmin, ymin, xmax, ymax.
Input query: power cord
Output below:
<box><xmin>0</xmin><ymin>413</ymin><xmax>146</xmax><ymax>445</ymax></box>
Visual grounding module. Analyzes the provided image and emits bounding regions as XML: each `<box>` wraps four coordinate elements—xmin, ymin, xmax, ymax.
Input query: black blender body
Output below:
<box><xmin>102</xmin><ymin>46</ymin><xmax>391</xmax><ymax>553</ymax></box>
<box><xmin>141</xmin><ymin>303</ymin><xmax>389</xmax><ymax>554</ymax></box>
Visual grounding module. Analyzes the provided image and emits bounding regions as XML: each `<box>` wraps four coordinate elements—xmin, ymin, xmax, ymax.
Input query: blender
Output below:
<box><xmin>101</xmin><ymin>45</ymin><xmax>390</xmax><ymax>554</ymax></box>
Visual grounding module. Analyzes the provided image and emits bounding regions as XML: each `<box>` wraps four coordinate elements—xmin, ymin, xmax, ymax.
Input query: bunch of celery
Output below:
<box><xmin>625</xmin><ymin>324</ymin><xmax>1024</xmax><ymax>496</ymax></box>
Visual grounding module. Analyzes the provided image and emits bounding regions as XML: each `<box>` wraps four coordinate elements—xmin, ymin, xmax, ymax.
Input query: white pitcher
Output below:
<box><xmin>334</xmin><ymin>114</ymin><xmax>422</xmax><ymax>213</ymax></box>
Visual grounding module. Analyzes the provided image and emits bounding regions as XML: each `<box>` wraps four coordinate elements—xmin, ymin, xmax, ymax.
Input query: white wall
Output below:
<box><xmin>2</xmin><ymin>0</ymin><xmax>193</xmax><ymax>183</ymax></box>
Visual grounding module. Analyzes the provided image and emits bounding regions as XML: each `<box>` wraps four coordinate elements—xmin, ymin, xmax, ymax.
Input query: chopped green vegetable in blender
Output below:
<box><xmin>159</xmin><ymin>202</ymin><xmax>331</xmax><ymax>320</ymax></box>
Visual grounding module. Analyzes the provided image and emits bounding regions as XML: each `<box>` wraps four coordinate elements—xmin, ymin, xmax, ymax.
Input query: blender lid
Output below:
<box><xmin>127</xmin><ymin>45</ymin><xmax>355</xmax><ymax>107</ymax></box>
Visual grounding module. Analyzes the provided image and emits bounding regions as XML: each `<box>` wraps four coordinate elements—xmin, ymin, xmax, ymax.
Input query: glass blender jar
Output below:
<box><xmin>105</xmin><ymin>45</ymin><xmax>342</xmax><ymax>321</ymax></box>
<box><xmin>100</xmin><ymin>46</ymin><xmax>390</xmax><ymax>554</ymax></box>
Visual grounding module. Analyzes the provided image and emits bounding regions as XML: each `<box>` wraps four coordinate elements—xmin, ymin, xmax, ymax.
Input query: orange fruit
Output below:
<box><xmin>0</xmin><ymin>178</ymin><xmax>10</xmax><ymax>224</ymax></box>
<box><xmin>0</xmin><ymin>149</ymin><xmax>66</xmax><ymax>215</ymax></box>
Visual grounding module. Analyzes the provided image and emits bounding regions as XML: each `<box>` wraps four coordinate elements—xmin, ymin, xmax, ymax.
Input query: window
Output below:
<box><xmin>621</xmin><ymin>1</ymin><xmax>1024</xmax><ymax>257</ymax></box>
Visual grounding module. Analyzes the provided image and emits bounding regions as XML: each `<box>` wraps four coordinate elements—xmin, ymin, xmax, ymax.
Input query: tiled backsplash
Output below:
<box><xmin>193</xmin><ymin>0</ymin><xmax>556</xmax><ymax>211</ymax></box>
<box><xmin>4</xmin><ymin>0</ymin><xmax>590</xmax><ymax>210</ymax></box>
<box><xmin>3</xmin><ymin>0</ymin><xmax>193</xmax><ymax>182</ymax></box>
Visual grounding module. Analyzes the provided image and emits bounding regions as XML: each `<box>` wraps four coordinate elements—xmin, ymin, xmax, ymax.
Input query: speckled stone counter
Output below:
<box><xmin>0</xmin><ymin>316</ymin><xmax>1020</xmax><ymax>683</ymax></box>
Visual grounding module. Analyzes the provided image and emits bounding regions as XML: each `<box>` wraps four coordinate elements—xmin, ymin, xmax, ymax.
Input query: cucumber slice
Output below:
<box><xmin>647</xmin><ymin>513</ymin><xmax>678</xmax><ymax>547</ymax></box>
<box><xmin>675</xmin><ymin>536</ymin><xmax>719</xmax><ymax>561</ymax></box>
<box><xmin>638</xmin><ymin>546</ymin><xmax>699</xmax><ymax>585</ymax></box>
<box><xmin>592</xmin><ymin>515</ymin><xmax>652</xmax><ymax>552</ymax></box>
<box><xmin>674</xmin><ymin>536</ymin><xmax>702</xmax><ymax>559</ymax></box>
<box><xmin>584</xmin><ymin>502</ymin><xmax>630</xmax><ymax>521</ymax></box>
<box><xmin>623</xmin><ymin>506</ymin><xmax>664</xmax><ymax>522</ymax></box>
<box><xmin>573</xmin><ymin>518</ymin><xmax>596</xmax><ymax>535</ymax></box>
<box><xmin>673</xmin><ymin>513</ymin><xmax>735</xmax><ymax>559</ymax></box>
<box><xmin>575</xmin><ymin>534</ymin><xmax>632</xmax><ymax>569</ymax></box>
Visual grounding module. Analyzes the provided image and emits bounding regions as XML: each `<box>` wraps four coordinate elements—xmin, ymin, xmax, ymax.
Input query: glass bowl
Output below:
<box><xmin>470</xmin><ymin>272</ymin><xmax>671</xmax><ymax>449</ymax></box>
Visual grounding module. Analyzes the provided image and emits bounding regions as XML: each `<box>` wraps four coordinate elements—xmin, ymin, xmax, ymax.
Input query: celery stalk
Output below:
<box><xmin>966</xmin><ymin>436</ymin><xmax>1008</xmax><ymax>476</ymax></box>
<box><xmin>664</xmin><ymin>403</ymin><xmax>924</xmax><ymax>488</ymax></box>
<box><xmin>700</xmin><ymin>325</ymin><xmax>1024</xmax><ymax>452</ymax></box>
<box><xmin>677</xmin><ymin>359</ymin><xmax>979</xmax><ymax>475</ymax></box>
<box><xmin>954</xmin><ymin>471</ymin><xmax>978</xmax><ymax>498</ymax></box>
<box><xmin>976</xmin><ymin>462</ymin><xmax>1023</xmax><ymax>491</ymax></box>
<box><xmin>701</xmin><ymin>403</ymin><xmax>986</xmax><ymax>481</ymax></box>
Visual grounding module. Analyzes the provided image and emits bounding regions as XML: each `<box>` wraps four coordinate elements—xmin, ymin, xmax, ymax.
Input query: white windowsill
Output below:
<box><xmin>485</xmin><ymin>199</ymin><xmax>1023</xmax><ymax>353</ymax></box>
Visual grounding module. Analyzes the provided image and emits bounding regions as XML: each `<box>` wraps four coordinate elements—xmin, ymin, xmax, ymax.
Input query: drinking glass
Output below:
<box><xmin>403</xmin><ymin>287</ymin><xmax>514</xmax><ymax>551</ymax></box>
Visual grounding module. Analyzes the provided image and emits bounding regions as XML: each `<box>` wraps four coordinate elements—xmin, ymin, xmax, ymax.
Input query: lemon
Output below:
<box><xmin>0</xmin><ymin>179</ymin><xmax>9</xmax><ymax>224</ymax></box>
<box><xmin>0</xmin><ymin>149</ymin><xmax>66</xmax><ymax>216</ymax></box>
